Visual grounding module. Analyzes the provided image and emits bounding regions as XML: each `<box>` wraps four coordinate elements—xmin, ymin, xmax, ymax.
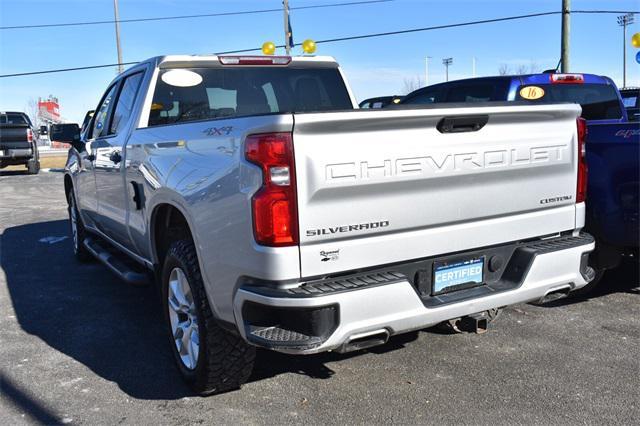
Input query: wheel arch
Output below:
<box><xmin>63</xmin><ymin>174</ymin><xmax>73</xmax><ymax>200</ymax></box>
<box><xmin>150</xmin><ymin>202</ymin><xmax>196</xmax><ymax>269</ymax></box>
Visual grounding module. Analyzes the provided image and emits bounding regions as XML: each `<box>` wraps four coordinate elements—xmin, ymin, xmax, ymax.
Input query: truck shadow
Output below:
<box><xmin>0</xmin><ymin>169</ymin><xmax>29</xmax><ymax>176</ymax></box>
<box><xmin>1</xmin><ymin>219</ymin><xmax>418</xmax><ymax>400</ymax></box>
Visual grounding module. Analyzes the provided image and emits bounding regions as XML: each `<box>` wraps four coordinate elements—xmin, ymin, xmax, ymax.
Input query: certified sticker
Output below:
<box><xmin>519</xmin><ymin>86</ymin><xmax>545</xmax><ymax>100</ymax></box>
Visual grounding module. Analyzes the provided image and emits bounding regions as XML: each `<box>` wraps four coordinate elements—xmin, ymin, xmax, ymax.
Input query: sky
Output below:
<box><xmin>1</xmin><ymin>0</ymin><xmax>639</xmax><ymax>123</ymax></box>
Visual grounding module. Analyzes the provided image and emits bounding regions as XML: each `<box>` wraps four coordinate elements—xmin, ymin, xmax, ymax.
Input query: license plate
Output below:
<box><xmin>433</xmin><ymin>257</ymin><xmax>484</xmax><ymax>295</ymax></box>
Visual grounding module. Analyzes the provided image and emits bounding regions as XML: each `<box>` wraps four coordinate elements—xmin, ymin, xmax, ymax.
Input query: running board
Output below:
<box><xmin>83</xmin><ymin>237</ymin><xmax>150</xmax><ymax>285</ymax></box>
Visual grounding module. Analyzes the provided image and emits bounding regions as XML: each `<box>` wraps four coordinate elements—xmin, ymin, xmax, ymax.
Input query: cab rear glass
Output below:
<box><xmin>148</xmin><ymin>67</ymin><xmax>353</xmax><ymax>127</ymax></box>
<box><xmin>0</xmin><ymin>113</ymin><xmax>29</xmax><ymax>125</ymax></box>
<box><xmin>516</xmin><ymin>83</ymin><xmax>623</xmax><ymax>120</ymax></box>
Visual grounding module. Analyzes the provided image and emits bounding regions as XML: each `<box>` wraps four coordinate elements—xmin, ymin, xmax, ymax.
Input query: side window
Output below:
<box><xmin>110</xmin><ymin>73</ymin><xmax>144</xmax><ymax>134</ymax></box>
<box><xmin>91</xmin><ymin>84</ymin><xmax>118</xmax><ymax>139</ymax></box>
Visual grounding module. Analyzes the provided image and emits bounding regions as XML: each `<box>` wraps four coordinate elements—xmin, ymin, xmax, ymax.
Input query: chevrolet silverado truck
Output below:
<box><xmin>0</xmin><ymin>111</ymin><xmax>40</xmax><ymax>174</ymax></box>
<box><xmin>52</xmin><ymin>55</ymin><xmax>595</xmax><ymax>395</ymax></box>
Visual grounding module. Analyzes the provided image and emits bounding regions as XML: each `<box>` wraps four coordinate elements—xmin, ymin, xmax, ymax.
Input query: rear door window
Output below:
<box><xmin>148</xmin><ymin>67</ymin><xmax>353</xmax><ymax>126</ymax></box>
<box><xmin>516</xmin><ymin>83</ymin><xmax>623</xmax><ymax>120</ymax></box>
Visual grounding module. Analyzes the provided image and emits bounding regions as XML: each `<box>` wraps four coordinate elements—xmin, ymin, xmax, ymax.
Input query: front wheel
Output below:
<box><xmin>161</xmin><ymin>240</ymin><xmax>255</xmax><ymax>395</ymax></box>
<box><xmin>67</xmin><ymin>190</ymin><xmax>92</xmax><ymax>262</ymax></box>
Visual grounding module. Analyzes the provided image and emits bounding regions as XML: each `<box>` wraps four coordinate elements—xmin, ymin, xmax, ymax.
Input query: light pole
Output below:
<box><xmin>113</xmin><ymin>0</ymin><xmax>123</xmax><ymax>73</ymax></box>
<box><xmin>442</xmin><ymin>58</ymin><xmax>453</xmax><ymax>82</ymax></box>
<box><xmin>617</xmin><ymin>13</ymin><xmax>635</xmax><ymax>89</ymax></box>
<box><xmin>561</xmin><ymin>0</ymin><xmax>570</xmax><ymax>73</ymax></box>
<box><xmin>425</xmin><ymin>56</ymin><xmax>432</xmax><ymax>87</ymax></box>
<box><xmin>283</xmin><ymin>0</ymin><xmax>291</xmax><ymax>55</ymax></box>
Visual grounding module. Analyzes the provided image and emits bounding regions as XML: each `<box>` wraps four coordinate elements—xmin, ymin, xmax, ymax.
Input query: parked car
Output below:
<box><xmin>0</xmin><ymin>111</ymin><xmax>40</xmax><ymax>174</ymax></box>
<box><xmin>359</xmin><ymin>95</ymin><xmax>402</xmax><ymax>108</ymax></box>
<box><xmin>400</xmin><ymin>72</ymin><xmax>637</xmax><ymax>292</ymax></box>
<box><xmin>53</xmin><ymin>55</ymin><xmax>594</xmax><ymax>395</ymax></box>
<box><xmin>620</xmin><ymin>87</ymin><xmax>639</xmax><ymax>121</ymax></box>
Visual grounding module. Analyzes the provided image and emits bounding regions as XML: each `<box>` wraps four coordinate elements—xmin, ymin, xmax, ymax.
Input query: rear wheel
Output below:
<box><xmin>67</xmin><ymin>190</ymin><xmax>92</xmax><ymax>262</ymax></box>
<box><xmin>27</xmin><ymin>159</ymin><xmax>40</xmax><ymax>174</ymax></box>
<box><xmin>161</xmin><ymin>240</ymin><xmax>255</xmax><ymax>395</ymax></box>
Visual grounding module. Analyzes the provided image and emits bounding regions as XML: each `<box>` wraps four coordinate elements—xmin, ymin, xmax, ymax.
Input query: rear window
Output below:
<box><xmin>402</xmin><ymin>80</ymin><xmax>509</xmax><ymax>105</ymax></box>
<box><xmin>446</xmin><ymin>83</ymin><xmax>507</xmax><ymax>102</ymax></box>
<box><xmin>148</xmin><ymin>67</ymin><xmax>353</xmax><ymax>126</ymax></box>
<box><xmin>0</xmin><ymin>113</ymin><xmax>29</xmax><ymax>125</ymax></box>
<box><xmin>516</xmin><ymin>83</ymin><xmax>623</xmax><ymax>120</ymax></box>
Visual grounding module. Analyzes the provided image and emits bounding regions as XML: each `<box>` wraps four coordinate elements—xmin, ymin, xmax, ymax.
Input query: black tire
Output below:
<box><xmin>27</xmin><ymin>160</ymin><xmax>40</xmax><ymax>174</ymax></box>
<box><xmin>161</xmin><ymin>240</ymin><xmax>255</xmax><ymax>395</ymax></box>
<box><xmin>67</xmin><ymin>190</ymin><xmax>92</xmax><ymax>262</ymax></box>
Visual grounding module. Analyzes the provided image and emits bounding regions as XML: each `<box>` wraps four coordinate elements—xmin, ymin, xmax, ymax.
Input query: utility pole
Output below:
<box><xmin>617</xmin><ymin>13</ymin><xmax>635</xmax><ymax>89</ymax></box>
<box><xmin>442</xmin><ymin>58</ymin><xmax>452</xmax><ymax>82</ymax></box>
<box><xmin>561</xmin><ymin>0</ymin><xmax>570</xmax><ymax>73</ymax></box>
<box><xmin>283</xmin><ymin>0</ymin><xmax>291</xmax><ymax>55</ymax></box>
<box><xmin>113</xmin><ymin>0</ymin><xmax>123</xmax><ymax>73</ymax></box>
<box><xmin>425</xmin><ymin>56</ymin><xmax>432</xmax><ymax>87</ymax></box>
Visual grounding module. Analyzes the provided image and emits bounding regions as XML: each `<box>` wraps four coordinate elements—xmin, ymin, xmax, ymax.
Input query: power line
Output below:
<box><xmin>0</xmin><ymin>0</ymin><xmax>392</xmax><ymax>30</ymax></box>
<box><xmin>1</xmin><ymin>9</ymin><xmax>638</xmax><ymax>78</ymax></box>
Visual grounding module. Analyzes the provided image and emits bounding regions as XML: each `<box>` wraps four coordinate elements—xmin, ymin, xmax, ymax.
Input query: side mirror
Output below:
<box><xmin>51</xmin><ymin>123</ymin><xmax>84</xmax><ymax>152</ymax></box>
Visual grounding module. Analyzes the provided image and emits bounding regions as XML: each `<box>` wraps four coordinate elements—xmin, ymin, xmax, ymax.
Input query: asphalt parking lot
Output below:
<box><xmin>1</xmin><ymin>171</ymin><xmax>639</xmax><ymax>425</ymax></box>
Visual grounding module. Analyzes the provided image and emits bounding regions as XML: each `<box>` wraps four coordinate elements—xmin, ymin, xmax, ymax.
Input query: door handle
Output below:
<box><xmin>437</xmin><ymin>115</ymin><xmax>489</xmax><ymax>133</ymax></box>
<box><xmin>109</xmin><ymin>151</ymin><xmax>122</xmax><ymax>164</ymax></box>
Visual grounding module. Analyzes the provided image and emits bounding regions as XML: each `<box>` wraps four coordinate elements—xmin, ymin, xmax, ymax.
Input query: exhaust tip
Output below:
<box><xmin>339</xmin><ymin>329</ymin><xmax>390</xmax><ymax>353</ymax></box>
<box><xmin>537</xmin><ymin>285</ymin><xmax>572</xmax><ymax>304</ymax></box>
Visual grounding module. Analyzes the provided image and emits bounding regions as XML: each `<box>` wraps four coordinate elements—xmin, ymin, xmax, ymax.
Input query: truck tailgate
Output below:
<box><xmin>292</xmin><ymin>103</ymin><xmax>581</xmax><ymax>277</ymax></box>
<box><xmin>0</xmin><ymin>124</ymin><xmax>31</xmax><ymax>150</ymax></box>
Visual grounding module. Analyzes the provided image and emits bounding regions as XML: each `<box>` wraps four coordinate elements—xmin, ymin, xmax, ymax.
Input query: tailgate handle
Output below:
<box><xmin>437</xmin><ymin>115</ymin><xmax>488</xmax><ymax>133</ymax></box>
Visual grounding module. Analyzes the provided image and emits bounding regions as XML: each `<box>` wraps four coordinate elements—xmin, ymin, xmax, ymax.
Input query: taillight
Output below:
<box><xmin>550</xmin><ymin>73</ymin><xmax>584</xmax><ymax>84</ymax></box>
<box><xmin>26</xmin><ymin>128</ymin><xmax>33</xmax><ymax>142</ymax></box>
<box><xmin>576</xmin><ymin>117</ymin><xmax>588</xmax><ymax>203</ymax></box>
<box><xmin>219</xmin><ymin>56</ymin><xmax>291</xmax><ymax>66</ymax></box>
<box><xmin>245</xmin><ymin>132</ymin><xmax>298</xmax><ymax>246</ymax></box>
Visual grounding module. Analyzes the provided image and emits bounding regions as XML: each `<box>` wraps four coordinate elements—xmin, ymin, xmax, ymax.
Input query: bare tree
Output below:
<box><xmin>402</xmin><ymin>75</ymin><xmax>424</xmax><ymax>94</ymax></box>
<box><xmin>515</xmin><ymin>61</ymin><xmax>540</xmax><ymax>75</ymax></box>
<box><xmin>498</xmin><ymin>64</ymin><xmax>510</xmax><ymax>76</ymax></box>
<box><xmin>24</xmin><ymin>97</ymin><xmax>40</xmax><ymax>128</ymax></box>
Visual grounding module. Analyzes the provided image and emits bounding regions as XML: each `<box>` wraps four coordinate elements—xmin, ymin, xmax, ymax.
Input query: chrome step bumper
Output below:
<box><xmin>233</xmin><ymin>234</ymin><xmax>595</xmax><ymax>354</ymax></box>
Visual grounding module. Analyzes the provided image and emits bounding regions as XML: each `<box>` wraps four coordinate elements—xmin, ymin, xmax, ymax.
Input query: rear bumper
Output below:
<box><xmin>0</xmin><ymin>148</ymin><xmax>33</xmax><ymax>162</ymax></box>
<box><xmin>233</xmin><ymin>233</ymin><xmax>595</xmax><ymax>354</ymax></box>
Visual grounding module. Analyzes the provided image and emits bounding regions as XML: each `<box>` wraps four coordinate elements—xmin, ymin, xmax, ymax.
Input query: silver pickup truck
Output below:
<box><xmin>54</xmin><ymin>54</ymin><xmax>595</xmax><ymax>395</ymax></box>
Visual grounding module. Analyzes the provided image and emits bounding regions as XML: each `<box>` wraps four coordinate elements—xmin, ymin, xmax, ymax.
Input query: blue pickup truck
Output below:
<box><xmin>400</xmin><ymin>72</ymin><xmax>639</xmax><ymax>292</ymax></box>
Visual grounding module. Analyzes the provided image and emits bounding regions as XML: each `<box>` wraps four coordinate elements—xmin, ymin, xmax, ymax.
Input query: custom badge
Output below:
<box><xmin>320</xmin><ymin>249</ymin><xmax>340</xmax><ymax>262</ymax></box>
